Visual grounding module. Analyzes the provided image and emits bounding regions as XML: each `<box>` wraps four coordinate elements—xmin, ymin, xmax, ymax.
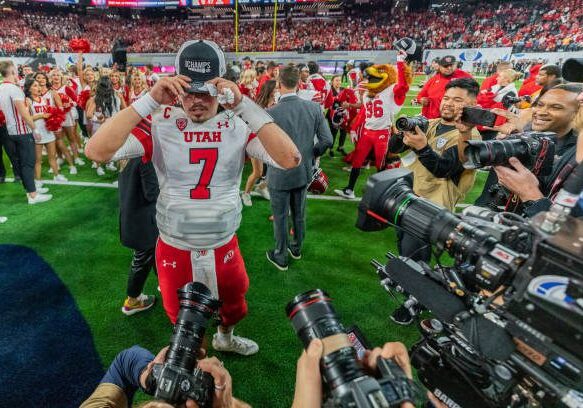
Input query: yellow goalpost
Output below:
<box><xmin>235</xmin><ymin>0</ymin><xmax>279</xmax><ymax>54</ymax></box>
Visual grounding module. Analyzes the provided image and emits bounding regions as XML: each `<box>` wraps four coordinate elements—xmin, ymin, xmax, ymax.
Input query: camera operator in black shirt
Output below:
<box><xmin>493</xmin><ymin>83</ymin><xmax>582</xmax><ymax>217</ymax></box>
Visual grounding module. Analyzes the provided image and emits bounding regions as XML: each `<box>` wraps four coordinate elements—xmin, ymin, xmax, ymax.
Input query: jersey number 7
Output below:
<box><xmin>190</xmin><ymin>148</ymin><xmax>218</xmax><ymax>200</ymax></box>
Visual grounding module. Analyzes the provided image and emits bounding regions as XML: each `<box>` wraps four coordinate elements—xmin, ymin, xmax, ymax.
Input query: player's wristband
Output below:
<box><xmin>132</xmin><ymin>93</ymin><xmax>160</xmax><ymax>118</ymax></box>
<box><xmin>232</xmin><ymin>96</ymin><xmax>274</xmax><ymax>134</ymax></box>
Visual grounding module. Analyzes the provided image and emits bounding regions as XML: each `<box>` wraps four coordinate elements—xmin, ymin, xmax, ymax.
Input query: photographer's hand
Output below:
<box><xmin>403</xmin><ymin>126</ymin><xmax>428</xmax><ymax>151</ymax></box>
<box><xmin>139</xmin><ymin>346</ymin><xmax>169</xmax><ymax>389</ymax></box>
<box><xmin>363</xmin><ymin>342</ymin><xmax>414</xmax><ymax>408</ymax></box>
<box><xmin>494</xmin><ymin>157</ymin><xmax>544</xmax><ymax>201</ymax></box>
<box><xmin>292</xmin><ymin>339</ymin><xmax>324</xmax><ymax>408</ymax></box>
<box><xmin>484</xmin><ymin>108</ymin><xmax>527</xmax><ymax>138</ymax></box>
<box><xmin>196</xmin><ymin>357</ymin><xmax>235</xmax><ymax>408</ymax></box>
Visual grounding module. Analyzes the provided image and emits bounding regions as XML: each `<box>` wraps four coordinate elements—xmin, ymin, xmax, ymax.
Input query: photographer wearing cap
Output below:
<box><xmin>86</xmin><ymin>40</ymin><xmax>300</xmax><ymax>356</ymax></box>
<box><xmin>493</xmin><ymin>80</ymin><xmax>582</xmax><ymax>217</ymax></box>
<box><xmin>416</xmin><ymin>55</ymin><xmax>473</xmax><ymax>119</ymax></box>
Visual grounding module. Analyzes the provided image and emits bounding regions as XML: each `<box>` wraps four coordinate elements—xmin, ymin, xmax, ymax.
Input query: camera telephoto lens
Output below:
<box><xmin>395</xmin><ymin>115</ymin><xmax>429</xmax><ymax>133</ymax></box>
<box><xmin>165</xmin><ymin>282</ymin><xmax>222</xmax><ymax>372</ymax></box>
<box><xmin>286</xmin><ymin>289</ymin><xmax>367</xmax><ymax>393</ymax></box>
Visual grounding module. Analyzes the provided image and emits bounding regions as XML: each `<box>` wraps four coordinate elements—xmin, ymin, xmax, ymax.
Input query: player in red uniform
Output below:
<box><xmin>86</xmin><ymin>40</ymin><xmax>300</xmax><ymax>356</ymax></box>
<box><xmin>335</xmin><ymin>52</ymin><xmax>411</xmax><ymax>199</ymax></box>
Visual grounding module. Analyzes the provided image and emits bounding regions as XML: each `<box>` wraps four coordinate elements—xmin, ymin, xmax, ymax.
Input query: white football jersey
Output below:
<box><xmin>362</xmin><ymin>85</ymin><xmax>402</xmax><ymax>131</ymax></box>
<box><xmin>115</xmin><ymin>105</ymin><xmax>279</xmax><ymax>250</ymax></box>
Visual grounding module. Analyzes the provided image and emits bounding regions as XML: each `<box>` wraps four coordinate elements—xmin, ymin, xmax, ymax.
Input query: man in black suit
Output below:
<box><xmin>265</xmin><ymin>64</ymin><xmax>333</xmax><ymax>271</ymax></box>
<box><xmin>118</xmin><ymin>157</ymin><xmax>159</xmax><ymax>315</ymax></box>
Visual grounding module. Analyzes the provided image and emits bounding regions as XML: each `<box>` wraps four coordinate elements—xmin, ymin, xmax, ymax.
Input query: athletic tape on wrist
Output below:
<box><xmin>232</xmin><ymin>96</ymin><xmax>274</xmax><ymax>134</ymax></box>
<box><xmin>132</xmin><ymin>93</ymin><xmax>160</xmax><ymax>118</ymax></box>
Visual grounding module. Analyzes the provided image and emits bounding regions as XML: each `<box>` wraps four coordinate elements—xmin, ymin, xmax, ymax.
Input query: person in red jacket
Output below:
<box><xmin>416</xmin><ymin>55</ymin><xmax>473</xmax><ymax>119</ymax></box>
<box><xmin>518</xmin><ymin>63</ymin><xmax>543</xmax><ymax>97</ymax></box>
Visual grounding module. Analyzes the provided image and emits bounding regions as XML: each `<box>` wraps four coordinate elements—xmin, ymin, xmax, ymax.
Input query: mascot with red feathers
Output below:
<box><xmin>334</xmin><ymin>49</ymin><xmax>412</xmax><ymax>199</ymax></box>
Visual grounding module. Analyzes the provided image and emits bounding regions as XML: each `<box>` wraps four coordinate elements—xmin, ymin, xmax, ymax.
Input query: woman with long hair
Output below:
<box><xmin>50</xmin><ymin>69</ymin><xmax>85</xmax><ymax>167</ymax></box>
<box><xmin>126</xmin><ymin>71</ymin><xmax>148</xmax><ymax>105</ymax></box>
<box><xmin>35</xmin><ymin>71</ymin><xmax>77</xmax><ymax>175</ymax></box>
<box><xmin>241</xmin><ymin>79</ymin><xmax>277</xmax><ymax>206</ymax></box>
<box><xmin>110</xmin><ymin>70</ymin><xmax>127</xmax><ymax>101</ymax></box>
<box><xmin>24</xmin><ymin>77</ymin><xmax>66</xmax><ymax>184</ymax></box>
<box><xmin>238</xmin><ymin>69</ymin><xmax>258</xmax><ymax>100</ymax></box>
<box><xmin>86</xmin><ymin>76</ymin><xmax>127</xmax><ymax>176</ymax></box>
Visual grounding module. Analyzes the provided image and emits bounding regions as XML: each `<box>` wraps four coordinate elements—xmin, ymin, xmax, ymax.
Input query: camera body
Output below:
<box><xmin>145</xmin><ymin>282</ymin><xmax>221</xmax><ymax>406</ymax></box>
<box><xmin>150</xmin><ymin>363</ymin><xmax>214</xmax><ymax>406</ymax></box>
<box><xmin>357</xmin><ymin>169</ymin><xmax>583</xmax><ymax>407</ymax></box>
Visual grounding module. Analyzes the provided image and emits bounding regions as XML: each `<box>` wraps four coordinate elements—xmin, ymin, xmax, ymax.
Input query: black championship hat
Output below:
<box><xmin>175</xmin><ymin>40</ymin><xmax>227</xmax><ymax>94</ymax></box>
<box><xmin>562</xmin><ymin>58</ymin><xmax>583</xmax><ymax>83</ymax></box>
<box><xmin>393</xmin><ymin>37</ymin><xmax>423</xmax><ymax>62</ymax></box>
<box><xmin>439</xmin><ymin>55</ymin><xmax>457</xmax><ymax>66</ymax></box>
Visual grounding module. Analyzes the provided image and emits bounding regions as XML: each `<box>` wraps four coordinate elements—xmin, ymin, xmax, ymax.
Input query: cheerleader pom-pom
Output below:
<box><xmin>45</xmin><ymin>107</ymin><xmax>66</xmax><ymax>132</ymax></box>
<box><xmin>0</xmin><ymin>110</ymin><xmax>6</xmax><ymax>128</ymax></box>
<box><xmin>69</xmin><ymin>38</ymin><xmax>91</xmax><ymax>53</ymax></box>
<box><xmin>77</xmin><ymin>89</ymin><xmax>91</xmax><ymax>110</ymax></box>
<box><xmin>60</xmin><ymin>94</ymin><xmax>73</xmax><ymax>113</ymax></box>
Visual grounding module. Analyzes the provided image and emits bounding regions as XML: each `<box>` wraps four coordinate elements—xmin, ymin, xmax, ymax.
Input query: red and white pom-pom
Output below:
<box><xmin>0</xmin><ymin>110</ymin><xmax>6</xmax><ymax>128</ymax></box>
<box><xmin>77</xmin><ymin>89</ymin><xmax>91</xmax><ymax>110</ymax></box>
<box><xmin>69</xmin><ymin>38</ymin><xmax>91</xmax><ymax>53</ymax></box>
<box><xmin>59</xmin><ymin>94</ymin><xmax>73</xmax><ymax>113</ymax></box>
<box><xmin>45</xmin><ymin>107</ymin><xmax>66</xmax><ymax>132</ymax></box>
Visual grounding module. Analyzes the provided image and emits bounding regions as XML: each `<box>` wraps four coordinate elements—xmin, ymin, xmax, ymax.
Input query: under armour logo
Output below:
<box><xmin>217</xmin><ymin>121</ymin><xmax>229</xmax><ymax>129</ymax></box>
<box><xmin>162</xmin><ymin>260</ymin><xmax>176</xmax><ymax>268</ymax></box>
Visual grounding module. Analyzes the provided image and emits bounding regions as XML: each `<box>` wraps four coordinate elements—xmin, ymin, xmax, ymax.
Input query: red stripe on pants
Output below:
<box><xmin>155</xmin><ymin>235</ymin><xmax>249</xmax><ymax>327</ymax></box>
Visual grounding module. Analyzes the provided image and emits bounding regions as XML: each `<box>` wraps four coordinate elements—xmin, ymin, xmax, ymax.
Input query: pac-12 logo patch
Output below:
<box><xmin>176</xmin><ymin>118</ymin><xmax>188</xmax><ymax>131</ymax></box>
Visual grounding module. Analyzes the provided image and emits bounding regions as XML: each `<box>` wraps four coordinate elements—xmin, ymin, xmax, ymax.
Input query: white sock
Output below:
<box><xmin>217</xmin><ymin>327</ymin><xmax>233</xmax><ymax>343</ymax></box>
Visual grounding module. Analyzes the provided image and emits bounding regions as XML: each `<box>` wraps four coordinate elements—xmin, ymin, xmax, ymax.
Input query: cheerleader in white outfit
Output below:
<box><xmin>24</xmin><ymin>77</ymin><xmax>67</xmax><ymax>183</ymax></box>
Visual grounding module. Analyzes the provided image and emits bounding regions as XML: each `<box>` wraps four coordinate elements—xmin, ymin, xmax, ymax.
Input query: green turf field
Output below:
<box><xmin>0</xmin><ymin>75</ymin><xmax>489</xmax><ymax>407</ymax></box>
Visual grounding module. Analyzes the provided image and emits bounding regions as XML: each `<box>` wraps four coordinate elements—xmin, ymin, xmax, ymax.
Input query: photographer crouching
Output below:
<box><xmin>387</xmin><ymin>78</ymin><xmax>481</xmax><ymax>324</ymax></box>
<box><xmin>81</xmin><ymin>282</ymin><xmax>249</xmax><ymax>408</ymax></box>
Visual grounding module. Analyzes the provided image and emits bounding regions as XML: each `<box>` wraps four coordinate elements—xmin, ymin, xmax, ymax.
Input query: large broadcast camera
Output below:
<box><xmin>286</xmin><ymin>289</ymin><xmax>419</xmax><ymax>407</ymax></box>
<box><xmin>463</xmin><ymin>131</ymin><xmax>556</xmax><ymax>212</ymax></box>
<box><xmin>356</xmin><ymin>168</ymin><xmax>583</xmax><ymax>408</ymax></box>
<box><xmin>145</xmin><ymin>282</ymin><xmax>222</xmax><ymax>407</ymax></box>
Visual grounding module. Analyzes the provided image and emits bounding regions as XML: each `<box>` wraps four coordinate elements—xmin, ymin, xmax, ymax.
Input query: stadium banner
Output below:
<box><xmin>52</xmin><ymin>53</ymin><xmax>113</xmax><ymax>68</ymax></box>
<box><xmin>511</xmin><ymin>51</ymin><xmax>583</xmax><ymax>64</ymax></box>
<box><xmin>423</xmin><ymin>48</ymin><xmax>513</xmax><ymax>70</ymax></box>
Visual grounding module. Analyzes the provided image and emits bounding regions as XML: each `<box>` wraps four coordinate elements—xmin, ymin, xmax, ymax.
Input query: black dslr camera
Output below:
<box><xmin>145</xmin><ymin>282</ymin><xmax>221</xmax><ymax>407</ymax></box>
<box><xmin>286</xmin><ymin>289</ymin><xmax>419</xmax><ymax>407</ymax></box>
<box><xmin>395</xmin><ymin>115</ymin><xmax>429</xmax><ymax>133</ymax></box>
<box><xmin>356</xmin><ymin>169</ymin><xmax>583</xmax><ymax>408</ymax></box>
<box><xmin>502</xmin><ymin>94</ymin><xmax>532</xmax><ymax>109</ymax></box>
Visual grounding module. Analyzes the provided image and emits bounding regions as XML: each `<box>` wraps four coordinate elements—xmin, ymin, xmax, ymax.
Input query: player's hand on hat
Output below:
<box><xmin>206</xmin><ymin>77</ymin><xmax>242</xmax><ymax>110</ymax></box>
<box><xmin>150</xmin><ymin>75</ymin><xmax>191</xmax><ymax>105</ymax></box>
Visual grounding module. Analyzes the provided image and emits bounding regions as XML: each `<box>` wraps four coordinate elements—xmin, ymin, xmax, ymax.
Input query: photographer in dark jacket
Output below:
<box><xmin>119</xmin><ymin>157</ymin><xmax>159</xmax><ymax>315</ymax></box>
<box><xmin>493</xmin><ymin>83</ymin><xmax>581</xmax><ymax>217</ymax></box>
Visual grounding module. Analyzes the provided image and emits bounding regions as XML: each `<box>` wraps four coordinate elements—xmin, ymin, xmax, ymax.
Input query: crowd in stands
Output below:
<box><xmin>0</xmin><ymin>0</ymin><xmax>582</xmax><ymax>56</ymax></box>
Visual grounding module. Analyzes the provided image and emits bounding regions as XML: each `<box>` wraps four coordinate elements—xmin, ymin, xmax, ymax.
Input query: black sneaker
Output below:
<box><xmin>288</xmin><ymin>247</ymin><xmax>301</xmax><ymax>260</ymax></box>
<box><xmin>266</xmin><ymin>250</ymin><xmax>288</xmax><ymax>271</ymax></box>
<box><xmin>390</xmin><ymin>305</ymin><xmax>416</xmax><ymax>326</ymax></box>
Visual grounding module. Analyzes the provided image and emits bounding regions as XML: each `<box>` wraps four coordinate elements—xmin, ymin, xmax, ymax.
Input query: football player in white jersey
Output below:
<box><xmin>86</xmin><ymin>40</ymin><xmax>300</xmax><ymax>356</ymax></box>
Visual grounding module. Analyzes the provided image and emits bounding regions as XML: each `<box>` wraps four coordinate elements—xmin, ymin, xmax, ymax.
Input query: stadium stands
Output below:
<box><xmin>0</xmin><ymin>0</ymin><xmax>581</xmax><ymax>55</ymax></box>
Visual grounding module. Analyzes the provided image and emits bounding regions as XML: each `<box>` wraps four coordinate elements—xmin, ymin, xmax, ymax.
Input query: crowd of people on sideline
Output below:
<box><xmin>2</xmin><ymin>33</ymin><xmax>583</xmax><ymax>407</ymax></box>
<box><xmin>1</xmin><ymin>0</ymin><xmax>583</xmax><ymax>55</ymax></box>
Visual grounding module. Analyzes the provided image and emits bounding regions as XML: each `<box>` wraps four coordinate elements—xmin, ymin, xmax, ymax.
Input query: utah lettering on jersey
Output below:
<box><xmin>184</xmin><ymin>131</ymin><xmax>222</xmax><ymax>143</ymax></box>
